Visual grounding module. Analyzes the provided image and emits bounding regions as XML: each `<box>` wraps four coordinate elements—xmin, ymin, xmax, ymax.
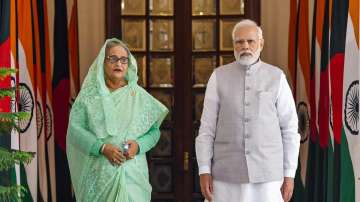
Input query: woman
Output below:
<box><xmin>67</xmin><ymin>38</ymin><xmax>168</xmax><ymax>202</ymax></box>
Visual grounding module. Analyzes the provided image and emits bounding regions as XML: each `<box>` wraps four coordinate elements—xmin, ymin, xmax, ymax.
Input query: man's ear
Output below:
<box><xmin>259</xmin><ymin>38</ymin><xmax>264</xmax><ymax>51</ymax></box>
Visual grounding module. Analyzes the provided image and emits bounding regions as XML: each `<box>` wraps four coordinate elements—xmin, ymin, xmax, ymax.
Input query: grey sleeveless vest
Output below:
<box><xmin>212</xmin><ymin>60</ymin><xmax>284</xmax><ymax>183</ymax></box>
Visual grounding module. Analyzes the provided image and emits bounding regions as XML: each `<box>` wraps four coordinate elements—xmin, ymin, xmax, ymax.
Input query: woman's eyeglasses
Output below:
<box><xmin>106</xmin><ymin>55</ymin><xmax>129</xmax><ymax>64</ymax></box>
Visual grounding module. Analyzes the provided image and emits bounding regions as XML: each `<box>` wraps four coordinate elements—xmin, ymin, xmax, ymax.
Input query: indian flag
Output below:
<box><xmin>31</xmin><ymin>0</ymin><xmax>49</xmax><ymax>200</ymax></box>
<box><xmin>43</xmin><ymin>0</ymin><xmax>57</xmax><ymax>200</ymax></box>
<box><xmin>18</xmin><ymin>0</ymin><xmax>38</xmax><ymax>200</ymax></box>
<box><xmin>341</xmin><ymin>0</ymin><xmax>359</xmax><ymax>201</ymax></box>
<box><xmin>289</xmin><ymin>0</ymin><xmax>312</xmax><ymax>201</ymax></box>
<box><xmin>296</xmin><ymin>0</ymin><xmax>311</xmax><ymax>187</ymax></box>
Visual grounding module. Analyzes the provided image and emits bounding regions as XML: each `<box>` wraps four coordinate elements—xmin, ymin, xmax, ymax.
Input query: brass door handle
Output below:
<box><xmin>184</xmin><ymin>152</ymin><xmax>189</xmax><ymax>171</ymax></box>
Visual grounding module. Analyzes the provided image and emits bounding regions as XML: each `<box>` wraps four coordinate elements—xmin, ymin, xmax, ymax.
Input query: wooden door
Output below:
<box><xmin>106</xmin><ymin>1</ymin><xmax>260</xmax><ymax>201</ymax></box>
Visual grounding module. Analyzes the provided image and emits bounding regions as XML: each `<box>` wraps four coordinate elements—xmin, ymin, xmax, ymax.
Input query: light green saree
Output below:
<box><xmin>66</xmin><ymin>38</ymin><xmax>168</xmax><ymax>202</ymax></box>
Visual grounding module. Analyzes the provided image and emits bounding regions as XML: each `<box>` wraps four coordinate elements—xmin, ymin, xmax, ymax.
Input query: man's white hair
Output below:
<box><xmin>232</xmin><ymin>19</ymin><xmax>263</xmax><ymax>41</ymax></box>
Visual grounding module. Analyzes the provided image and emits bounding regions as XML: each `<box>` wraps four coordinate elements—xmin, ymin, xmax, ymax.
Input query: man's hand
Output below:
<box><xmin>124</xmin><ymin>140</ymin><xmax>139</xmax><ymax>160</ymax></box>
<box><xmin>200</xmin><ymin>173</ymin><xmax>213</xmax><ymax>202</ymax></box>
<box><xmin>102</xmin><ymin>144</ymin><xmax>126</xmax><ymax>166</ymax></box>
<box><xmin>281</xmin><ymin>177</ymin><xmax>294</xmax><ymax>202</ymax></box>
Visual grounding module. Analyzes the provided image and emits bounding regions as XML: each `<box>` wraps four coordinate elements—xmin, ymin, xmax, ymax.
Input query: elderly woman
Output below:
<box><xmin>66</xmin><ymin>38</ymin><xmax>168</xmax><ymax>202</ymax></box>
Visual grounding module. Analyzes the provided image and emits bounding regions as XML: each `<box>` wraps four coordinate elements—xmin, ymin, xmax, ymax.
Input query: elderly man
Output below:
<box><xmin>195</xmin><ymin>19</ymin><xmax>300</xmax><ymax>202</ymax></box>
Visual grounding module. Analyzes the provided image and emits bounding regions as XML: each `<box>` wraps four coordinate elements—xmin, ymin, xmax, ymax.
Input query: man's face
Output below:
<box><xmin>233</xmin><ymin>26</ymin><xmax>264</xmax><ymax>66</ymax></box>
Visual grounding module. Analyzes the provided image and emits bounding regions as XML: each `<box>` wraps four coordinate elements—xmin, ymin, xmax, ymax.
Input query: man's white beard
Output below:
<box><xmin>234</xmin><ymin>48</ymin><xmax>261</xmax><ymax>66</ymax></box>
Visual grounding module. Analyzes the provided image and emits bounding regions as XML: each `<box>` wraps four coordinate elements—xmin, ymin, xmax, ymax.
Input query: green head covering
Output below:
<box><xmin>83</xmin><ymin>38</ymin><xmax>138</xmax><ymax>95</ymax></box>
<box><xmin>79</xmin><ymin>38</ymin><xmax>168</xmax><ymax>138</ymax></box>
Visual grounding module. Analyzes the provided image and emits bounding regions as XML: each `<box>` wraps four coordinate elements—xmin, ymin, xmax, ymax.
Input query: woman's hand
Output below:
<box><xmin>102</xmin><ymin>144</ymin><xmax>126</xmax><ymax>166</ymax></box>
<box><xmin>124</xmin><ymin>140</ymin><xmax>139</xmax><ymax>160</ymax></box>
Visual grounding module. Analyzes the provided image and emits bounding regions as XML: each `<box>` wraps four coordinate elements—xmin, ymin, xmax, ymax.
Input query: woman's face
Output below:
<box><xmin>104</xmin><ymin>45</ymin><xmax>129</xmax><ymax>82</ymax></box>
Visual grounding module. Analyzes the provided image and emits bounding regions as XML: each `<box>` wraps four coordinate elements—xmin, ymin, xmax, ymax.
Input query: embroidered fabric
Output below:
<box><xmin>66</xmin><ymin>38</ymin><xmax>168</xmax><ymax>202</ymax></box>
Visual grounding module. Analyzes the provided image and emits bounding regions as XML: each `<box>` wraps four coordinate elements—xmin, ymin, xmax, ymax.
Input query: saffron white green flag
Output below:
<box><xmin>342</xmin><ymin>0</ymin><xmax>359</xmax><ymax>201</ymax></box>
<box><xmin>18</xmin><ymin>1</ymin><xmax>38</xmax><ymax>200</ymax></box>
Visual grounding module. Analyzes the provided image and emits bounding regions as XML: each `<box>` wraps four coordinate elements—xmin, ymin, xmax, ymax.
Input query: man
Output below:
<box><xmin>195</xmin><ymin>19</ymin><xmax>300</xmax><ymax>202</ymax></box>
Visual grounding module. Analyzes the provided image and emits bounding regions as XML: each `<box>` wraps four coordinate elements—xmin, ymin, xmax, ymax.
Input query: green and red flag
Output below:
<box><xmin>329</xmin><ymin>0</ymin><xmax>350</xmax><ymax>201</ymax></box>
<box><xmin>53</xmin><ymin>0</ymin><xmax>73</xmax><ymax>201</ymax></box>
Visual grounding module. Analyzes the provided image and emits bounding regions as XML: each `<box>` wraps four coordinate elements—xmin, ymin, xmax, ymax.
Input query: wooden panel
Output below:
<box><xmin>105</xmin><ymin>1</ymin><xmax>260</xmax><ymax>201</ymax></box>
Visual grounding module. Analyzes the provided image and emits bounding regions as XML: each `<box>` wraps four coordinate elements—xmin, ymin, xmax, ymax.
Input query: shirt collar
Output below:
<box><xmin>236</xmin><ymin>58</ymin><xmax>262</xmax><ymax>73</ymax></box>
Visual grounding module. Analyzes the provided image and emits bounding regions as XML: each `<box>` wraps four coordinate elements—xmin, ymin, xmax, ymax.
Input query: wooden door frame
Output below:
<box><xmin>105</xmin><ymin>1</ymin><xmax>260</xmax><ymax>201</ymax></box>
<box><xmin>105</xmin><ymin>0</ymin><xmax>187</xmax><ymax>201</ymax></box>
<box><xmin>183</xmin><ymin>0</ymin><xmax>261</xmax><ymax>201</ymax></box>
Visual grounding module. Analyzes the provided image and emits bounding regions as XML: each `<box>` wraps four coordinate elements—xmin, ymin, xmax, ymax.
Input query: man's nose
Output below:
<box><xmin>242</xmin><ymin>41</ymin><xmax>250</xmax><ymax>48</ymax></box>
<box><xmin>241</xmin><ymin>46</ymin><xmax>249</xmax><ymax>51</ymax></box>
